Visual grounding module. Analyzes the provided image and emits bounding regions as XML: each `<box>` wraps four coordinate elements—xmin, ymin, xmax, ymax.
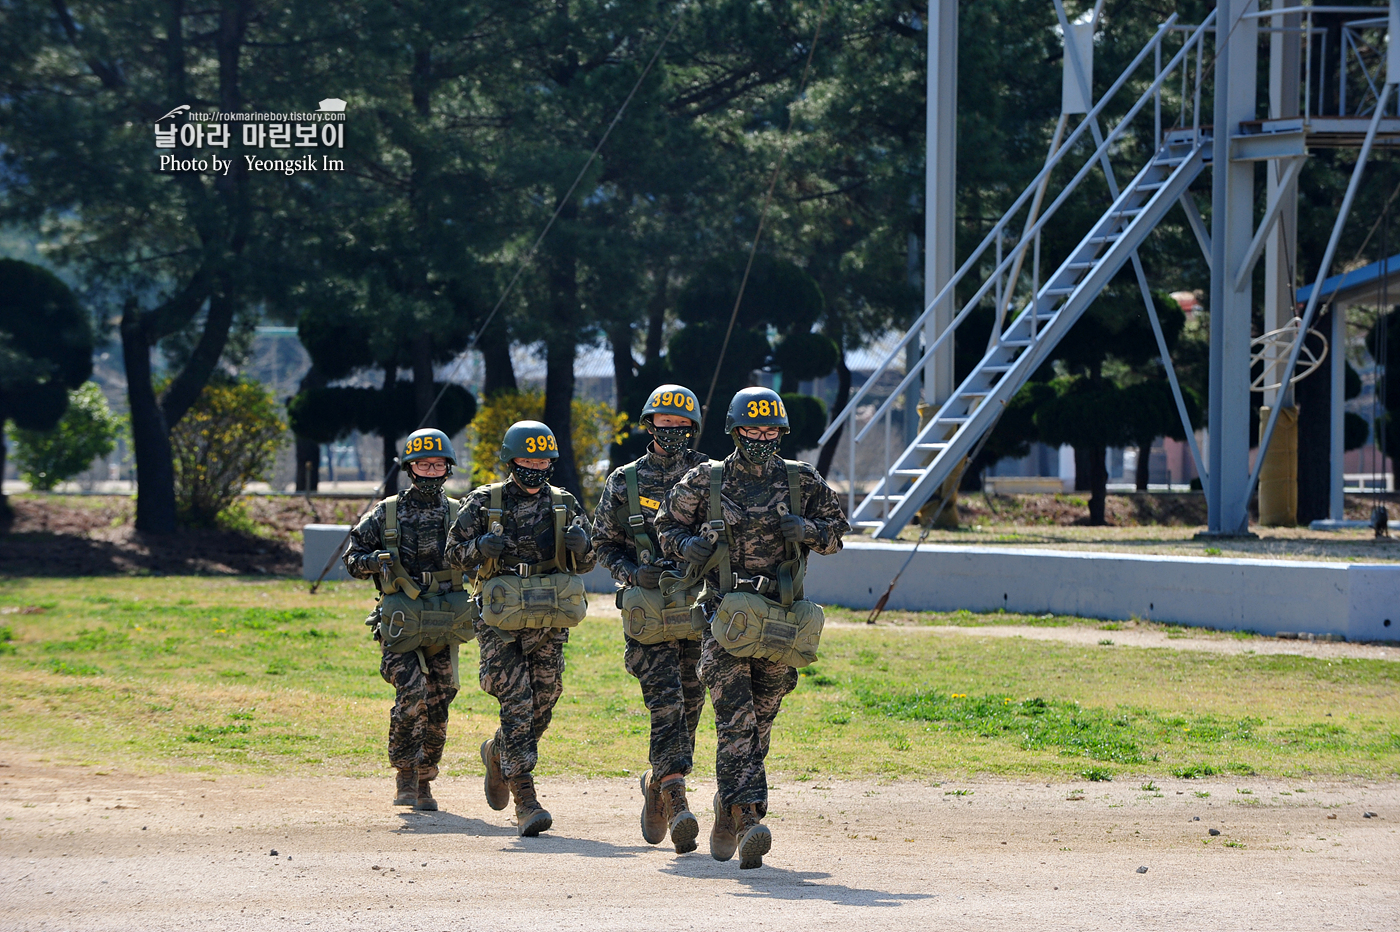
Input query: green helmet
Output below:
<box><xmin>499</xmin><ymin>420</ymin><xmax>559</xmax><ymax>463</ymax></box>
<box><xmin>640</xmin><ymin>384</ymin><xmax>700</xmax><ymax>426</ymax></box>
<box><xmin>724</xmin><ymin>387</ymin><xmax>789</xmax><ymax>434</ymax></box>
<box><xmin>400</xmin><ymin>428</ymin><xmax>456</xmax><ymax>465</ymax></box>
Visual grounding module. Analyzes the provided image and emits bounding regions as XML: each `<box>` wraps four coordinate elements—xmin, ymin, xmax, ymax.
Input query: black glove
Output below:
<box><xmin>779</xmin><ymin>514</ymin><xmax>806</xmax><ymax>543</ymax></box>
<box><xmin>564</xmin><ymin>525</ymin><xmax>590</xmax><ymax>554</ymax></box>
<box><xmin>635</xmin><ymin>564</ymin><xmax>665</xmax><ymax>589</ymax></box>
<box><xmin>681</xmin><ymin>535</ymin><xmax>714</xmax><ymax>565</ymax></box>
<box><xmin>477</xmin><ymin>533</ymin><xmax>506</xmax><ymax>560</ymax></box>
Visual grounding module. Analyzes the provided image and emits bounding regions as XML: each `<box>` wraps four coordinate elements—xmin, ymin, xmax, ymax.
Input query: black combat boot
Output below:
<box><xmin>661</xmin><ymin>776</ymin><xmax>698</xmax><ymax>854</ymax></box>
<box><xmin>393</xmin><ymin>768</ymin><xmax>418</xmax><ymax>807</ymax></box>
<box><xmin>415</xmin><ymin>776</ymin><xmax>438</xmax><ymax>811</ymax></box>
<box><xmin>639</xmin><ymin>770</ymin><xmax>667</xmax><ymax>845</ymax></box>
<box><xmin>735</xmin><ymin>803</ymin><xmax>771</xmax><ymax>870</ymax></box>
<box><xmin>709</xmin><ymin>791</ymin><xmax>737</xmax><ymax>862</ymax></box>
<box><xmin>480</xmin><ymin>738</ymin><xmax>509</xmax><ymax>811</ymax></box>
<box><xmin>510</xmin><ymin>774</ymin><xmax>553</xmax><ymax>837</ymax></box>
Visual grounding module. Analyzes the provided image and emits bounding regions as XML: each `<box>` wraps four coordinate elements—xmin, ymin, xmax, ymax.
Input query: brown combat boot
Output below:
<box><xmin>510</xmin><ymin>774</ymin><xmax>553</xmax><ymax>837</ymax></box>
<box><xmin>709</xmin><ymin>791</ymin><xmax>737</xmax><ymax>862</ymax></box>
<box><xmin>480</xmin><ymin>738</ymin><xmax>509</xmax><ymax>811</ymax></box>
<box><xmin>661</xmin><ymin>776</ymin><xmax>698</xmax><ymax>854</ymax></box>
<box><xmin>393</xmin><ymin>768</ymin><xmax>418</xmax><ymax>807</ymax></box>
<box><xmin>639</xmin><ymin>770</ymin><xmax>667</xmax><ymax>845</ymax></box>
<box><xmin>415</xmin><ymin>776</ymin><xmax>438</xmax><ymax>811</ymax></box>
<box><xmin>735</xmin><ymin>803</ymin><xmax>771</xmax><ymax>870</ymax></box>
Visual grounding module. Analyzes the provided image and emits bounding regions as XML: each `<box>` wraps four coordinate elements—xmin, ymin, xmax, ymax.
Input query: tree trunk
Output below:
<box><xmin>382</xmin><ymin>378</ymin><xmax>401</xmax><ymax>493</ymax></box>
<box><xmin>816</xmin><ymin>350</ymin><xmax>852</xmax><ymax>478</ymax></box>
<box><xmin>478</xmin><ymin>321</ymin><xmax>517</xmax><ymax>398</ymax></box>
<box><xmin>543</xmin><ymin>223</ymin><xmax>582</xmax><ymax>498</ymax></box>
<box><xmin>1088</xmin><ymin>443</ymin><xmax>1108</xmax><ymax>525</ymax></box>
<box><xmin>293</xmin><ymin>364</ymin><xmax>326</xmax><ymax>492</ymax></box>
<box><xmin>0</xmin><ymin>422</ymin><xmax>11</xmax><ymax>528</ymax></box>
<box><xmin>608</xmin><ymin>321</ymin><xmax>637</xmax><ymax>469</ymax></box>
<box><xmin>411</xmin><ymin>331</ymin><xmax>437</xmax><ymax>429</ymax></box>
<box><xmin>1296</xmin><ymin>310</ymin><xmax>1332</xmax><ymax>525</ymax></box>
<box><xmin>643</xmin><ymin>270</ymin><xmax>668</xmax><ymax>366</ymax></box>
<box><xmin>121</xmin><ymin>303</ymin><xmax>178</xmax><ymax>534</ymax></box>
<box><xmin>1135</xmin><ymin>437</ymin><xmax>1153</xmax><ymax>492</ymax></box>
<box><xmin>1074</xmin><ymin>446</ymin><xmax>1092</xmax><ymax>492</ymax></box>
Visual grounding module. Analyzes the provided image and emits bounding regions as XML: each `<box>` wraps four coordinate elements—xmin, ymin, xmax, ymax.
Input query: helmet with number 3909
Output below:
<box><xmin>499</xmin><ymin>420</ymin><xmax>560</xmax><ymax>463</ymax></box>
<box><xmin>640</xmin><ymin>384</ymin><xmax>700</xmax><ymax>426</ymax></box>
<box><xmin>724</xmin><ymin>387</ymin><xmax>789</xmax><ymax>434</ymax></box>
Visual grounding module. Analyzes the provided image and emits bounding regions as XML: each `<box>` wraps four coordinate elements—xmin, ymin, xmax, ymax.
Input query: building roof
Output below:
<box><xmin>1296</xmin><ymin>253</ymin><xmax>1400</xmax><ymax>310</ymax></box>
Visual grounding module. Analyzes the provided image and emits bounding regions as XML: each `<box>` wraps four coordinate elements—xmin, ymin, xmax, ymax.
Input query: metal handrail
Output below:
<box><xmin>817</xmin><ymin>10</ymin><xmax>1213</xmax><ymax>449</ymax></box>
<box><xmin>838</xmin><ymin>12</ymin><xmax>1217</xmax><ymax>446</ymax></box>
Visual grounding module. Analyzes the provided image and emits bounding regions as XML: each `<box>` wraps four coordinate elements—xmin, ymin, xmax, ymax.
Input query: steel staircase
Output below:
<box><xmin>848</xmin><ymin>131</ymin><xmax>1211</xmax><ymax>537</ymax></box>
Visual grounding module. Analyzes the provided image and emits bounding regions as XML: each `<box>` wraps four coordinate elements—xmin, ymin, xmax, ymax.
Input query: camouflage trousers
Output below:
<box><xmin>697</xmin><ymin>626</ymin><xmax>798</xmax><ymax>808</ymax></box>
<box><xmin>379</xmin><ymin>645</ymin><xmax>458</xmax><ymax>779</ymax></box>
<box><xmin>474</xmin><ymin>618</ymin><xmax>568</xmax><ymax>779</ymax></box>
<box><xmin>624</xmin><ymin>634</ymin><xmax>705</xmax><ymax>778</ymax></box>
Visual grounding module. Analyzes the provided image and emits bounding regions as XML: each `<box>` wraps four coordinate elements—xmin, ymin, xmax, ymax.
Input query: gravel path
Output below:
<box><xmin>2</xmin><ymin>763</ymin><xmax>1395</xmax><ymax>930</ymax></box>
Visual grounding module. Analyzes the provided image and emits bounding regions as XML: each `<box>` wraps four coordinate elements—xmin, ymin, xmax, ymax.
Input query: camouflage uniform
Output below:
<box><xmin>344</xmin><ymin>487</ymin><xmax>461</xmax><ymax>779</ymax></box>
<box><xmin>446</xmin><ymin>479</ymin><xmax>594</xmax><ymax>779</ymax></box>
<box><xmin>655</xmin><ymin>450</ymin><xmax>848</xmax><ymax>808</ymax></box>
<box><xmin>594</xmin><ymin>446</ymin><xmax>711</xmax><ymax>777</ymax></box>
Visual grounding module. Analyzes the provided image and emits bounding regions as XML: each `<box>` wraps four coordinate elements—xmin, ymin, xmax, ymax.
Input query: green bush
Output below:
<box><xmin>170</xmin><ymin>379</ymin><xmax>286</xmax><ymax>527</ymax></box>
<box><xmin>10</xmin><ymin>382</ymin><xmax>122</xmax><ymax>490</ymax></box>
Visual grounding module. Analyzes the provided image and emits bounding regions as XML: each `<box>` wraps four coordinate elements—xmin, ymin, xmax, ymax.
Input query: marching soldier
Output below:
<box><xmin>655</xmin><ymin>387</ymin><xmax>849</xmax><ymax>869</ymax></box>
<box><xmin>593</xmin><ymin>384</ymin><xmax>710</xmax><ymax>854</ymax></box>
<box><xmin>344</xmin><ymin>428</ymin><xmax>474</xmax><ymax>812</ymax></box>
<box><xmin>446</xmin><ymin>420</ymin><xmax>594</xmax><ymax>837</ymax></box>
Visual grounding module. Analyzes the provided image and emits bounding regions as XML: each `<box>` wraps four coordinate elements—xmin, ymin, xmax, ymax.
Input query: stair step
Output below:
<box><xmin>1136</xmin><ymin>181</ymin><xmax>1167</xmax><ymax>192</ymax></box>
<box><xmin>892</xmin><ymin>468</ymin><xmax>926</xmax><ymax>477</ymax></box>
<box><xmin>1043</xmin><ymin>286</ymin><xmax>1077</xmax><ymax>296</ymax></box>
<box><xmin>999</xmin><ymin>338</ymin><xmax>1034</xmax><ymax>347</ymax></box>
<box><xmin>1088</xmin><ymin>233</ymin><xmax>1122</xmax><ymax>244</ymax></box>
<box><xmin>1066</xmin><ymin>261</ymin><xmax>1098</xmax><ymax>270</ymax></box>
<box><xmin>853</xmin><ymin>520</ymin><xmax>884</xmax><ymax>529</ymax></box>
<box><xmin>913</xmin><ymin>442</ymin><xmax>949</xmax><ymax>451</ymax></box>
<box><xmin>937</xmin><ymin>416</ymin><xmax>971</xmax><ymax>424</ymax></box>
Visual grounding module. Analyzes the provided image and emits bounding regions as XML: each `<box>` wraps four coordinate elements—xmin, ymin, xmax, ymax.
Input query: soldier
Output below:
<box><xmin>593</xmin><ymin>384</ymin><xmax>710</xmax><ymax>854</ymax></box>
<box><xmin>446</xmin><ymin>420</ymin><xmax>594</xmax><ymax>837</ymax></box>
<box><xmin>344</xmin><ymin>428</ymin><xmax>471</xmax><ymax>812</ymax></box>
<box><xmin>655</xmin><ymin>387</ymin><xmax>849</xmax><ymax>869</ymax></box>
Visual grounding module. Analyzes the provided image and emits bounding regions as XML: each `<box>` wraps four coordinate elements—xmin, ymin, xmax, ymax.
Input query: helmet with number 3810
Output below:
<box><xmin>499</xmin><ymin>420</ymin><xmax>560</xmax><ymax>463</ymax></box>
<box><xmin>401</xmin><ymin>428</ymin><xmax>457</xmax><ymax>465</ymax></box>
<box><xmin>724</xmin><ymin>387</ymin><xmax>789</xmax><ymax>434</ymax></box>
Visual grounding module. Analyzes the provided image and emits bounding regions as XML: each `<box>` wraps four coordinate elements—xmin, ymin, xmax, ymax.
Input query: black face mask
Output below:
<box><xmin>409</xmin><ymin>466</ymin><xmax>450</xmax><ymax>496</ymax></box>
<box><xmin>651</xmin><ymin>426</ymin><xmax>693</xmax><ymax>456</ymax></box>
<box><xmin>512</xmin><ymin>462</ymin><xmax>554</xmax><ymax>490</ymax></box>
<box><xmin>735</xmin><ymin>435</ymin><xmax>780</xmax><ymax>465</ymax></box>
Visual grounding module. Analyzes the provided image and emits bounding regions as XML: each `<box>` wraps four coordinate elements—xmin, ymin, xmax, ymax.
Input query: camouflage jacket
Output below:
<box><xmin>593</xmin><ymin>446</ymin><xmax>711</xmax><ymax>585</ymax></box>
<box><xmin>655</xmin><ymin>450</ymin><xmax>849</xmax><ymax>585</ymax></box>
<box><xmin>344</xmin><ymin>487</ymin><xmax>456</xmax><ymax>581</ymax></box>
<box><xmin>446</xmin><ymin>479</ymin><xmax>596</xmax><ymax>576</ymax></box>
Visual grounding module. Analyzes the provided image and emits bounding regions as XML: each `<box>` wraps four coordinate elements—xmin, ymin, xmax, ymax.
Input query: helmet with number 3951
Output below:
<box><xmin>401</xmin><ymin>428</ymin><xmax>457</xmax><ymax>465</ymax></box>
<box><xmin>499</xmin><ymin>420</ymin><xmax>560</xmax><ymax>463</ymax></box>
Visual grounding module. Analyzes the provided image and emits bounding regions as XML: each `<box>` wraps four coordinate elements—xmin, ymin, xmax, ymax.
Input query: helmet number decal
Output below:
<box><xmin>523</xmin><ymin>433</ymin><xmax>557</xmax><ymax>454</ymax></box>
<box><xmin>745</xmin><ymin>398</ymin><xmax>785</xmax><ymax>418</ymax></box>
<box><xmin>651</xmin><ymin>391</ymin><xmax>696</xmax><ymax>412</ymax></box>
<box><xmin>405</xmin><ymin>435</ymin><xmax>444</xmax><ymax>455</ymax></box>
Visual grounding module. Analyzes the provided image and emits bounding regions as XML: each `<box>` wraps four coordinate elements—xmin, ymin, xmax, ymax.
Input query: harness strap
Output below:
<box><xmin>380</xmin><ymin>496</ymin><xmax>421</xmax><ymax>599</ymax></box>
<box><xmin>477</xmin><ymin>482</ymin><xmax>574</xmax><ymax>581</ymax></box>
<box><xmin>708</xmin><ymin>462</ymin><xmax>735</xmax><ymax>593</ymax></box>
<box><xmin>623</xmin><ymin>464</ymin><xmax>657</xmax><ymax>563</ymax></box>
<box><xmin>778</xmin><ymin>460</ymin><xmax>806</xmax><ymax>606</ymax></box>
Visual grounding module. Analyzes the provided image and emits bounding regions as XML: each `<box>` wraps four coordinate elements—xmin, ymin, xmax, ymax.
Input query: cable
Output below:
<box><xmin>695</xmin><ymin>0</ymin><xmax>831</xmax><ymax>442</ymax></box>
<box><xmin>309</xmin><ymin>17</ymin><xmax>681</xmax><ymax>592</ymax></box>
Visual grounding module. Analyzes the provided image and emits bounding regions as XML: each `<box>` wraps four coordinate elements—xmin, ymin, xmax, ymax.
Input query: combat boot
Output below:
<box><xmin>735</xmin><ymin>803</ymin><xmax>771</xmax><ymax>870</ymax></box>
<box><xmin>660</xmin><ymin>776</ymin><xmax>698</xmax><ymax>854</ymax></box>
<box><xmin>393</xmin><ymin>768</ymin><xmax>418</xmax><ymax>807</ymax></box>
<box><xmin>639</xmin><ymin>770</ymin><xmax>667</xmax><ymax>845</ymax></box>
<box><xmin>709</xmin><ymin>791</ymin><xmax>737</xmax><ymax>862</ymax></box>
<box><xmin>510</xmin><ymin>774</ymin><xmax>553</xmax><ymax>837</ymax></box>
<box><xmin>480</xmin><ymin>738</ymin><xmax>509</xmax><ymax>811</ymax></box>
<box><xmin>415</xmin><ymin>775</ymin><xmax>438</xmax><ymax>811</ymax></box>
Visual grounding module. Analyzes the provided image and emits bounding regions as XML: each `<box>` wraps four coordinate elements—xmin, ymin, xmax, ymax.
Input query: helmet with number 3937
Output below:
<box><xmin>499</xmin><ymin>420</ymin><xmax>560</xmax><ymax>463</ymax></box>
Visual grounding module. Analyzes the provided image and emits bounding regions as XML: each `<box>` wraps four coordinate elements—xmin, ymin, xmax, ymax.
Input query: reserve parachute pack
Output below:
<box><xmin>707</xmin><ymin>460</ymin><xmax>824</xmax><ymax>668</ymax></box>
<box><xmin>613</xmin><ymin>463</ymin><xmax>705</xmax><ymax>644</ymax></box>
<box><xmin>375</xmin><ymin>494</ymin><xmax>479</xmax><ymax>653</ymax></box>
<box><xmin>475</xmin><ymin>482</ymin><xmax>588</xmax><ymax>633</ymax></box>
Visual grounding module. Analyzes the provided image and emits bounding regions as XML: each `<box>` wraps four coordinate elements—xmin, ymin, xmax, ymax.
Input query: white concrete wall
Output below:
<box><xmin>303</xmin><ymin>527</ymin><xmax>1400</xmax><ymax>641</ymax></box>
<box><xmin>303</xmin><ymin>524</ymin><xmax>355</xmax><ymax>582</ymax></box>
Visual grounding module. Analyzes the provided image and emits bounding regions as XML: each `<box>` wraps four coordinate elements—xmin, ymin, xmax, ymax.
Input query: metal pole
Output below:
<box><xmin>924</xmin><ymin>0</ymin><xmax>957</xmax><ymax>410</ymax></box>
<box><xmin>1330</xmin><ymin>302</ymin><xmax>1346</xmax><ymax>519</ymax></box>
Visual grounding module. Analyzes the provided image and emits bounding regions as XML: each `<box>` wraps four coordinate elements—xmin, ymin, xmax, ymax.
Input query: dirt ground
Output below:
<box><xmin>0</xmin><ymin>761</ymin><xmax>1395</xmax><ymax>932</ymax></box>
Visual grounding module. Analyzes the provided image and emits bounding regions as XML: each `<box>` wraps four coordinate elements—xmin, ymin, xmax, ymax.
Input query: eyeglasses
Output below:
<box><xmin>738</xmin><ymin>427</ymin><xmax>781</xmax><ymax>440</ymax></box>
<box><xmin>411</xmin><ymin>462</ymin><xmax>449</xmax><ymax>475</ymax></box>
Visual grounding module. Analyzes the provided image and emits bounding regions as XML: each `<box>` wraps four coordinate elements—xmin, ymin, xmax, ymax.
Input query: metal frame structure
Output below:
<box><xmin>822</xmin><ymin>0</ymin><xmax>1400</xmax><ymax>539</ymax></box>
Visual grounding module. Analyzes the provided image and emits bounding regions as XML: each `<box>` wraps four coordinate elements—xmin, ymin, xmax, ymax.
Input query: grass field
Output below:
<box><xmin>0</xmin><ymin>576</ymin><xmax>1396</xmax><ymax>783</ymax></box>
